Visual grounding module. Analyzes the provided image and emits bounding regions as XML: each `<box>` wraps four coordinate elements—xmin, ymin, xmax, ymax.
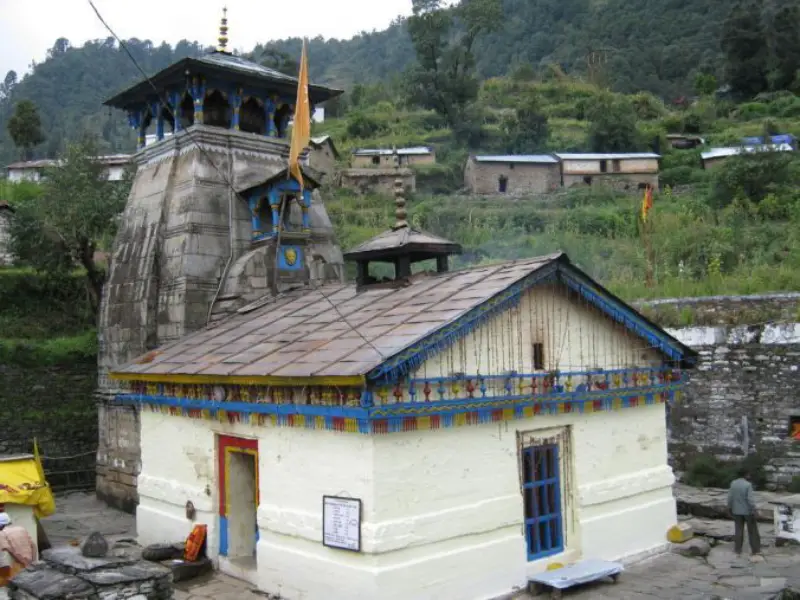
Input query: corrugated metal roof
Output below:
<box><xmin>473</xmin><ymin>155</ymin><xmax>558</xmax><ymax>164</ymax></box>
<box><xmin>352</xmin><ymin>147</ymin><xmax>433</xmax><ymax>156</ymax></box>
<box><xmin>555</xmin><ymin>153</ymin><xmax>661</xmax><ymax>160</ymax></box>
<box><xmin>113</xmin><ymin>254</ymin><xmax>563</xmax><ymax>380</ymax></box>
<box><xmin>701</xmin><ymin>144</ymin><xmax>793</xmax><ymax>160</ymax></box>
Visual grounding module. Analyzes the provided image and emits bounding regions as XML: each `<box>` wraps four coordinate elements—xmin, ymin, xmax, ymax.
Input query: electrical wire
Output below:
<box><xmin>87</xmin><ymin>0</ymin><xmax>386</xmax><ymax>364</ymax></box>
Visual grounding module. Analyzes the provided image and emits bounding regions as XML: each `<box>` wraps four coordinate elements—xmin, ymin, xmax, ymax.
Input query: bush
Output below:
<box><xmin>789</xmin><ymin>476</ymin><xmax>800</xmax><ymax>493</ymax></box>
<box><xmin>346</xmin><ymin>111</ymin><xmax>386</xmax><ymax>139</ymax></box>
<box><xmin>660</xmin><ymin>166</ymin><xmax>695</xmax><ymax>187</ymax></box>
<box><xmin>684</xmin><ymin>453</ymin><xmax>768</xmax><ymax>489</ymax></box>
<box><xmin>0</xmin><ymin>330</ymin><xmax>97</xmax><ymax>367</ymax></box>
<box><xmin>735</xmin><ymin>102</ymin><xmax>769</xmax><ymax>120</ymax></box>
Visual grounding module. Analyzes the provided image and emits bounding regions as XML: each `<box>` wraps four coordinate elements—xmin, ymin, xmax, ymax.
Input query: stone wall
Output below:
<box><xmin>635</xmin><ymin>293</ymin><xmax>800</xmax><ymax>489</ymax></box>
<box><xmin>0</xmin><ymin>208</ymin><xmax>13</xmax><ymax>265</ymax></box>
<box><xmin>0</xmin><ymin>362</ymin><xmax>97</xmax><ymax>491</ymax></box>
<box><xmin>340</xmin><ymin>168</ymin><xmax>415</xmax><ymax>196</ymax></box>
<box><xmin>463</xmin><ymin>160</ymin><xmax>560</xmax><ymax>195</ymax></box>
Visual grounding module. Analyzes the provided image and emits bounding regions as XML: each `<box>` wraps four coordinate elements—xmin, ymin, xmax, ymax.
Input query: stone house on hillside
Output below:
<box><xmin>351</xmin><ymin>146</ymin><xmax>435</xmax><ymax>168</ymax></box>
<box><xmin>0</xmin><ymin>202</ymin><xmax>14</xmax><ymax>265</ymax></box>
<box><xmin>555</xmin><ymin>153</ymin><xmax>660</xmax><ymax>189</ymax></box>
<box><xmin>700</xmin><ymin>144</ymin><xmax>793</xmax><ymax>170</ymax></box>
<box><xmin>464</xmin><ymin>155</ymin><xmax>561</xmax><ymax>195</ymax></box>
<box><xmin>6</xmin><ymin>155</ymin><xmax>132</xmax><ymax>183</ymax></box>
<box><xmin>307</xmin><ymin>135</ymin><xmax>339</xmax><ymax>180</ymax></box>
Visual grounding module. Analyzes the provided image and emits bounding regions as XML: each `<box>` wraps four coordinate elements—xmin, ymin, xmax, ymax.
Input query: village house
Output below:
<box><xmin>0</xmin><ymin>202</ymin><xmax>13</xmax><ymax>266</ymax></box>
<box><xmin>306</xmin><ymin>135</ymin><xmax>339</xmax><ymax>179</ymax></box>
<box><xmin>464</xmin><ymin>155</ymin><xmax>561</xmax><ymax>195</ymax></box>
<box><xmin>351</xmin><ymin>146</ymin><xmax>436</xmax><ymax>168</ymax></box>
<box><xmin>555</xmin><ymin>152</ymin><xmax>661</xmax><ymax>190</ymax></box>
<box><xmin>666</xmin><ymin>134</ymin><xmax>705</xmax><ymax>150</ymax></box>
<box><xmin>110</xmin><ymin>170</ymin><xmax>695</xmax><ymax>599</ymax></box>
<box><xmin>6</xmin><ymin>155</ymin><xmax>132</xmax><ymax>183</ymax></box>
<box><xmin>700</xmin><ymin>143</ymin><xmax>794</xmax><ymax>170</ymax></box>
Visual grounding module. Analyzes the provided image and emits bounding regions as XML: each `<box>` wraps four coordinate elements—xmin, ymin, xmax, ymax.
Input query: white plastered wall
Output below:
<box><xmin>136</xmin><ymin>282</ymin><xmax>676</xmax><ymax>600</ymax></box>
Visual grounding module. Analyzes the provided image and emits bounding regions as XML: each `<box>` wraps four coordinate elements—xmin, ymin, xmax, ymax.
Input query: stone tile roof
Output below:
<box><xmin>343</xmin><ymin>226</ymin><xmax>462</xmax><ymax>261</ymax></box>
<box><xmin>114</xmin><ymin>253</ymin><xmax>563</xmax><ymax>381</ymax></box>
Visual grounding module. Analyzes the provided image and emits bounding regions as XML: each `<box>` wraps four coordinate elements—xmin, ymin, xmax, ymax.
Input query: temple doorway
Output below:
<box><xmin>218</xmin><ymin>435</ymin><xmax>259</xmax><ymax>573</ymax></box>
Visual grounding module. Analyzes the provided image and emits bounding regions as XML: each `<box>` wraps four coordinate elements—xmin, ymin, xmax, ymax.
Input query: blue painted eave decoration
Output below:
<box><xmin>366</xmin><ymin>258</ymin><xmax>696</xmax><ymax>384</ymax></box>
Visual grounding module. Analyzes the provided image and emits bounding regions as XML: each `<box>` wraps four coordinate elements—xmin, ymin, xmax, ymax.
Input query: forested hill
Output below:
<box><xmin>269</xmin><ymin>0</ymin><xmax>729</xmax><ymax>99</ymax></box>
<box><xmin>0</xmin><ymin>0</ymin><xmax>733</xmax><ymax>164</ymax></box>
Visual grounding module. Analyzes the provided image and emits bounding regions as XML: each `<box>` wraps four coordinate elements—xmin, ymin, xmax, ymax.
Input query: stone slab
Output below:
<box><xmin>9</xmin><ymin>563</ymin><xmax>95</xmax><ymax>599</ymax></box>
<box><xmin>41</xmin><ymin>546</ymin><xmax>136</xmax><ymax>572</ymax></box>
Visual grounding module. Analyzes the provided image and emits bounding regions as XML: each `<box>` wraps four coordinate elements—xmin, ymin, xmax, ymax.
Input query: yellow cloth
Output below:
<box><xmin>0</xmin><ymin>456</ymin><xmax>55</xmax><ymax>519</ymax></box>
<box><xmin>288</xmin><ymin>39</ymin><xmax>311</xmax><ymax>190</ymax></box>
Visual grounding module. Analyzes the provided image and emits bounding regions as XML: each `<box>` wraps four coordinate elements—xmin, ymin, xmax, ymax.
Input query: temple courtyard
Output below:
<box><xmin>30</xmin><ymin>490</ymin><xmax>800</xmax><ymax>600</ymax></box>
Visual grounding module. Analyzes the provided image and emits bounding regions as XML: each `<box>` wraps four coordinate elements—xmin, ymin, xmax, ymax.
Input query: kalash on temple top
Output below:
<box><xmin>104</xmin><ymin>8</ymin><xmax>342</xmax><ymax>148</ymax></box>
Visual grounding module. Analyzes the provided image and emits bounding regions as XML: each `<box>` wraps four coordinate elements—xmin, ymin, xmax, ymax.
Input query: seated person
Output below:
<box><xmin>0</xmin><ymin>513</ymin><xmax>36</xmax><ymax>586</ymax></box>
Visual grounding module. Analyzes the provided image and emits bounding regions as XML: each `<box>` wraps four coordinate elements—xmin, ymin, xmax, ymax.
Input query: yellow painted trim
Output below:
<box><xmin>224</xmin><ymin>447</ymin><xmax>259</xmax><ymax>517</ymax></box>
<box><xmin>109</xmin><ymin>372</ymin><xmax>365</xmax><ymax>387</ymax></box>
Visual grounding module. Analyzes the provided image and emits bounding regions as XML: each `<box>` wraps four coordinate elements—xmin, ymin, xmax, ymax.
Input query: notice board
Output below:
<box><xmin>322</xmin><ymin>495</ymin><xmax>362</xmax><ymax>552</ymax></box>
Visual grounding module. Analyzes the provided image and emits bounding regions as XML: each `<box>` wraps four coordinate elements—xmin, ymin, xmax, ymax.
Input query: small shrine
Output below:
<box><xmin>110</xmin><ymin>151</ymin><xmax>697</xmax><ymax>598</ymax></box>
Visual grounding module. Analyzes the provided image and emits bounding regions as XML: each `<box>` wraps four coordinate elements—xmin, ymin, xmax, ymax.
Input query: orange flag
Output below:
<box><xmin>641</xmin><ymin>185</ymin><xmax>654</xmax><ymax>222</ymax></box>
<box><xmin>288</xmin><ymin>39</ymin><xmax>311</xmax><ymax>190</ymax></box>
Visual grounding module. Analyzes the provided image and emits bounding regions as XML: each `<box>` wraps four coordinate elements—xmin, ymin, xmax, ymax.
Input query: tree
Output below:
<box><xmin>0</xmin><ymin>70</ymin><xmax>17</xmax><ymax>99</ymax></box>
<box><xmin>586</xmin><ymin>93</ymin><xmax>641</xmax><ymax>152</ymax></box>
<box><xmin>405</xmin><ymin>0</ymin><xmax>502</xmax><ymax>130</ymax></box>
<box><xmin>501</xmin><ymin>95</ymin><xmax>549</xmax><ymax>152</ymax></box>
<box><xmin>694</xmin><ymin>72</ymin><xmax>718</xmax><ymax>97</ymax></box>
<box><xmin>7</xmin><ymin>100</ymin><xmax>45</xmax><ymax>160</ymax></box>
<box><xmin>721</xmin><ymin>0</ymin><xmax>768</xmax><ymax>98</ymax></box>
<box><xmin>8</xmin><ymin>139</ymin><xmax>132</xmax><ymax>314</ymax></box>
<box><xmin>767</xmin><ymin>3</ymin><xmax>800</xmax><ymax>91</ymax></box>
<box><xmin>254</xmin><ymin>47</ymin><xmax>299</xmax><ymax>76</ymax></box>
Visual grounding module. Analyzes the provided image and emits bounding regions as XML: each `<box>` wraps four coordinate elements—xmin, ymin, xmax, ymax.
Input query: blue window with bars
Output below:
<box><xmin>522</xmin><ymin>443</ymin><xmax>563</xmax><ymax>560</ymax></box>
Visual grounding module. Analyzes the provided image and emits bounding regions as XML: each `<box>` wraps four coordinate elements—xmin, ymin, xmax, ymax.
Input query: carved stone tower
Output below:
<box><xmin>96</xmin><ymin>14</ymin><xmax>345</xmax><ymax>510</ymax></box>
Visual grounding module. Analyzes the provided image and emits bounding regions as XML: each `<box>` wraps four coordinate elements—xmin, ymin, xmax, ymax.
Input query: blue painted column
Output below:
<box><xmin>249</xmin><ymin>193</ymin><xmax>260</xmax><ymax>237</ymax></box>
<box><xmin>231</xmin><ymin>88</ymin><xmax>243</xmax><ymax>130</ymax></box>
<box><xmin>302</xmin><ymin>190</ymin><xmax>311</xmax><ymax>231</ymax></box>
<box><xmin>280</xmin><ymin>105</ymin><xmax>292</xmax><ymax>139</ymax></box>
<box><xmin>171</xmin><ymin>92</ymin><xmax>182</xmax><ymax>133</ymax></box>
<box><xmin>191</xmin><ymin>76</ymin><xmax>205</xmax><ymax>125</ymax></box>
<box><xmin>264</xmin><ymin>98</ymin><xmax>276</xmax><ymax>137</ymax></box>
<box><xmin>269</xmin><ymin>189</ymin><xmax>281</xmax><ymax>231</ymax></box>
<box><xmin>131</xmin><ymin>109</ymin><xmax>146</xmax><ymax>149</ymax></box>
<box><xmin>152</xmin><ymin>101</ymin><xmax>164</xmax><ymax>141</ymax></box>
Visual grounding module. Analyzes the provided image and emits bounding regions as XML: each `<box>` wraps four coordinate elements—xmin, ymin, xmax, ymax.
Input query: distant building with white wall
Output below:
<box><xmin>6</xmin><ymin>155</ymin><xmax>132</xmax><ymax>183</ymax></box>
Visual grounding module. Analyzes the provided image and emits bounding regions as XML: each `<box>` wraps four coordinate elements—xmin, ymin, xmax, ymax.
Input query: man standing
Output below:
<box><xmin>727</xmin><ymin>468</ymin><xmax>761</xmax><ymax>557</ymax></box>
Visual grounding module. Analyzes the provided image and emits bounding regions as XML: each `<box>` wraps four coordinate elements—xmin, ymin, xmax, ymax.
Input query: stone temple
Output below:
<box><xmin>96</xmin><ymin>19</ymin><xmax>345</xmax><ymax>511</ymax></box>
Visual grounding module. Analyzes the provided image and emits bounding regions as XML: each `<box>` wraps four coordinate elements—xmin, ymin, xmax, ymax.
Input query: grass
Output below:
<box><xmin>0</xmin><ymin>329</ymin><xmax>97</xmax><ymax>366</ymax></box>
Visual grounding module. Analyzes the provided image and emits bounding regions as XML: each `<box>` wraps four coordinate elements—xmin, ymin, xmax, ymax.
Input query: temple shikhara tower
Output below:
<box><xmin>97</xmin><ymin>14</ymin><xmax>345</xmax><ymax>510</ymax></box>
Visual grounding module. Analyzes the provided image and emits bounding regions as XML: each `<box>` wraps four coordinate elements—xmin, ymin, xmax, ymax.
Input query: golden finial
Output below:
<box><xmin>218</xmin><ymin>7</ymin><xmax>229</xmax><ymax>52</ymax></box>
<box><xmin>393</xmin><ymin>147</ymin><xmax>408</xmax><ymax>229</ymax></box>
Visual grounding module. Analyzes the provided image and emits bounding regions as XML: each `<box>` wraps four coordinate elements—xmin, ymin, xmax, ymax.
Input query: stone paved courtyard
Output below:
<box><xmin>37</xmin><ymin>492</ymin><xmax>800</xmax><ymax>600</ymax></box>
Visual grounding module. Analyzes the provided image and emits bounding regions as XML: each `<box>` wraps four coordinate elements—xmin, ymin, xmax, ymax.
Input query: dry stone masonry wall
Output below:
<box><xmin>636</xmin><ymin>293</ymin><xmax>800</xmax><ymax>489</ymax></box>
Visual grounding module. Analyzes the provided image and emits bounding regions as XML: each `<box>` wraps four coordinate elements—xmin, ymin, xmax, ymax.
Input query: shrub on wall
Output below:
<box><xmin>684</xmin><ymin>453</ymin><xmax>769</xmax><ymax>489</ymax></box>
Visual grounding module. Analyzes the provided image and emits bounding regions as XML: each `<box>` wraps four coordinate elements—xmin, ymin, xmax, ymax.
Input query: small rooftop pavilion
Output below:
<box><xmin>104</xmin><ymin>9</ymin><xmax>342</xmax><ymax>148</ymax></box>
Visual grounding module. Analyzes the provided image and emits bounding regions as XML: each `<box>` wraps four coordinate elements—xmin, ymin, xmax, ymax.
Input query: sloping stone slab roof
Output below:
<box><xmin>343</xmin><ymin>226</ymin><xmax>462</xmax><ymax>261</ymax></box>
<box><xmin>111</xmin><ymin>252</ymin><xmax>696</xmax><ymax>385</ymax></box>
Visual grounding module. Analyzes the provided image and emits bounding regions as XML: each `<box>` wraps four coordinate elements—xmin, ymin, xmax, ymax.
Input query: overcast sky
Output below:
<box><xmin>0</xmin><ymin>0</ymin><xmax>414</xmax><ymax>78</ymax></box>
